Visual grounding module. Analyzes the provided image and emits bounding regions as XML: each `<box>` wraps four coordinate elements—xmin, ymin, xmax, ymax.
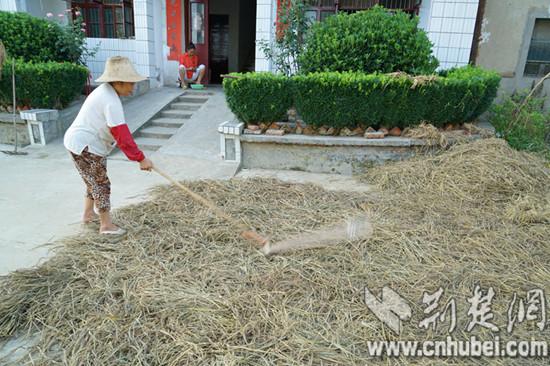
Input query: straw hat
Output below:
<box><xmin>95</xmin><ymin>56</ymin><xmax>147</xmax><ymax>83</ymax></box>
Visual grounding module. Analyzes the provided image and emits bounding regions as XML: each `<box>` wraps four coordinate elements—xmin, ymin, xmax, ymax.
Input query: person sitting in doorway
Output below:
<box><xmin>178</xmin><ymin>42</ymin><xmax>206</xmax><ymax>89</ymax></box>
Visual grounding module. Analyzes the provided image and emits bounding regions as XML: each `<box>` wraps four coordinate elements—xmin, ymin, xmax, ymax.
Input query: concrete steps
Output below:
<box><xmin>177</xmin><ymin>96</ymin><xmax>209</xmax><ymax>104</ymax></box>
<box><xmin>149</xmin><ymin>118</ymin><xmax>185</xmax><ymax>128</ymax></box>
<box><xmin>137</xmin><ymin>126</ymin><xmax>179</xmax><ymax>139</ymax></box>
<box><xmin>110</xmin><ymin>90</ymin><xmax>212</xmax><ymax>156</ymax></box>
<box><xmin>134</xmin><ymin>137</ymin><xmax>164</xmax><ymax>151</ymax></box>
<box><xmin>170</xmin><ymin>102</ymin><xmax>201</xmax><ymax>111</ymax></box>
<box><xmin>161</xmin><ymin>109</ymin><xmax>194</xmax><ymax>119</ymax></box>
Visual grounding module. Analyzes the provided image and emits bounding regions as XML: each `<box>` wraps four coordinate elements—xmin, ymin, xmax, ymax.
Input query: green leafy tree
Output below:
<box><xmin>259</xmin><ymin>0</ymin><xmax>312</xmax><ymax>76</ymax></box>
<box><xmin>299</xmin><ymin>6</ymin><xmax>439</xmax><ymax>75</ymax></box>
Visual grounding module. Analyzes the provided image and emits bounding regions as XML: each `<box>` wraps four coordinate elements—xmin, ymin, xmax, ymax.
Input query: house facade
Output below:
<box><xmin>473</xmin><ymin>0</ymin><xmax>550</xmax><ymax>97</ymax></box>
<box><xmin>1</xmin><ymin>0</ymin><xmax>549</xmax><ymax>96</ymax></box>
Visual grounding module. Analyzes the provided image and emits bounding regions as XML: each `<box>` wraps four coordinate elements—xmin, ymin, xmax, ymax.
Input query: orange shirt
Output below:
<box><xmin>179</xmin><ymin>52</ymin><xmax>199</xmax><ymax>79</ymax></box>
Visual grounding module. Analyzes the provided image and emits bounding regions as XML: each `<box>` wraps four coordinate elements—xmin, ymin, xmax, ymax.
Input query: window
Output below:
<box><xmin>71</xmin><ymin>0</ymin><xmax>134</xmax><ymax>39</ymax></box>
<box><xmin>524</xmin><ymin>19</ymin><xmax>550</xmax><ymax>77</ymax></box>
<box><xmin>304</xmin><ymin>0</ymin><xmax>336</xmax><ymax>22</ymax></box>
<box><xmin>190</xmin><ymin>2</ymin><xmax>205</xmax><ymax>44</ymax></box>
<box><xmin>304</xmin><ymin>0</ymin><xmax>421</xmax><ymax>22</ymax></box>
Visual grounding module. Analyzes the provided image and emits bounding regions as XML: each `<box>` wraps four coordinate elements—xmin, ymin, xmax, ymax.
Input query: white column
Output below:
<box><xmin>0</xmin><ymin>0</ymin><xmax>19</xmax><ymax>11</ymax></box>
<box><xmin>134</xmin><ymin>0</ymin><xmax>159</xmax><ymax>86</ymax></box>
<box><xmin>255</xmin><ymin>0</ymin><xmax>275</xmax><ymax>72</ymax></box>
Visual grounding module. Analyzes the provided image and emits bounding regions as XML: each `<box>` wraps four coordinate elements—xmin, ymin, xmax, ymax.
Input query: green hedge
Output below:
<box><xmin>223</xmin><ymin>66</ymin><xmax>501</xmax><ymax>129</ymax></box>
<box><xmin>299</xmin><ymin>6</ymin><xmax>438</xmax><ymax>75</ymax></box>
<box><xmin>223</xmin><ymin>72</ymin><xmax>292</xmax><ymax>123</ymax></box>
<box><xmin>0</xmin><ymin>59</ymin><xmax>89</xmax><ymax>109</ymax></box>
<box><xmin>293</xmin><ymin>66</ymin><xmax>501</xmax><ymax>129</ymax></box>
<box><xmin>0</xmin><ymin>11</ymin><xmax>72</xmax><ymax>63</ymax></box>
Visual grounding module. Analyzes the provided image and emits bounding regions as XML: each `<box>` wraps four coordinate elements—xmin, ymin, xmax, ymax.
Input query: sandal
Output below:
<box><xmin>100</xmin><ymin>228</ymin><xmax>127</xmax><ymax>235</ymax></box>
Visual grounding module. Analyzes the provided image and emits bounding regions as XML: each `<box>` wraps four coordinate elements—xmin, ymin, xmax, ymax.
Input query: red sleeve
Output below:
<box><xmin>110</xmin><ymin>124</ymin><xmax>145</xmax><ymax>162</ymax></box>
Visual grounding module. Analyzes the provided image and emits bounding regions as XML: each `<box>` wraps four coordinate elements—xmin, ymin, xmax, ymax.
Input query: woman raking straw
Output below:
<box><xmin>64</xmin><ymin>56</ymin><xmax>154</xmax><ymax>235</ymax></box>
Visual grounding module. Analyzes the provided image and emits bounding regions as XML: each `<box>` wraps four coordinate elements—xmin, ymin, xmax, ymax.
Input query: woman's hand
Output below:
<box><xmin>139</xmin><ymin>158</ymin><xmax>154</xmax><ymax>171</ymax></box>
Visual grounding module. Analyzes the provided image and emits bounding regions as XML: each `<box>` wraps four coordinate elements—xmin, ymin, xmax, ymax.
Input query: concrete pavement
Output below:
<box><xmin>0</xmin><ymin>86</ymin><xmax>239</xmax><ymax>275</ymax></box>
<box><xmin>0</xmin><ymin>142</ymin><xmax>168</xmax><ymax>273</ymax></box>
<box><xmin>0</xmin><ymin>85</ymin><xmax>371</xmax><ymax>276</ymax></box>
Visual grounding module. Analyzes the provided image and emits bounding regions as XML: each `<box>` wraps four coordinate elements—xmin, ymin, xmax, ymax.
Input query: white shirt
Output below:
<box><xmin>64</xmin><ymin>83</ymin><xmax>125</xmax><ymax>156</ymax></box>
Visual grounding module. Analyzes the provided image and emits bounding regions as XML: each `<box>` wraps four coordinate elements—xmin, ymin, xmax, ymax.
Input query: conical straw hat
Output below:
<box><xmin>95</xmin><ymin>56</ymin><xmax>147</xmax><ymax>83</ymax></box>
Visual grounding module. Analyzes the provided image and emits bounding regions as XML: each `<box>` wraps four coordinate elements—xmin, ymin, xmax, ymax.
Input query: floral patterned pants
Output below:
<box><xmin>69</xmin><ymin>147</ymin><xmax>111</xmax><ymax>213</ymax></box>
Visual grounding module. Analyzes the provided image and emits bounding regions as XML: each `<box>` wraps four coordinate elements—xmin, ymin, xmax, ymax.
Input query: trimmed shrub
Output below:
<box><xmin>0</xmin><ymin>11</ymin><xmax>64</xmax><ymax>62</ymax></box>
<box><xmin>0</xmin><ymin>11</ymin><xmax>88</xmax><ymax>64</ymax></box>
<box><xmin>0</xmin><ymin>59</ymin><xmax>89</xmax><ymax>109</ymax></box>
<box><xmin>299</xmin><ymin>6</ymin><xmax>438</xmax><ymax>75</ymax></box>
<box><xmin>223</xmin><ymin>72</ymin><xmax>293</xmax><ymax>123</ymax></box>
<box><xmin>293</xmin><ymin>66</ymin><xmax>501</xmax><ymax>129</ymax></box>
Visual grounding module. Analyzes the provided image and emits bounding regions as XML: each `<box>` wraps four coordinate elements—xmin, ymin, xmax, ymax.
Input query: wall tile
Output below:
<box><xmin>461</xmin><ymin>33</ymin><xmax>473</xmax><ymax>48</ymax></box>
<box><xmin>447</xmin><ymin>47</ymin><xmax>459</xmax><ymax>63</ymax></box>
<box><xmin>429</xmin><ymin>17</ymin><xmax>443</xmax><ymax>32</ymax></box>
<box><xmin>431</xmin><ymin>2</ymin><xmax>444</xmax><ymax>17</ymax></box>
<box><xmin>459</xmin><ymin>48</ymin><xmax>471</xmax><ymax>63</ymax></box>
<box><xmin>441</xmin><ymin>19</ymin><xmax>453</xmax><ymax>33</ymax></box>
<box><xmin>451</xmin><ymin>18</ymin><xmax>463</xmax><ymax>33</ymax></box>
<box><xmin>443</xmin><ymin>2</ymin><xmax>455</xmax><ymax>17</ymax></box>
<box><xmin>256</xmin><ymin>31</ymin><xmax>271</xmax><ymax>43</ymax></box>
<box><xmin>428</xmin><ymin>31</ymin><xmax>440</xmax><ymax>45</ymax></box>
<box><xmin>439</xmin><ymin>32</ymin><xmax>451</xmax><ymax>46</ymax></box>
<box><xmin>450</xmin><ymin>33</ymin><xmax>461</xmax><ymax>48</ymax></box>
<box><xmin>256</xmin><ymin>4</ymin><xmax>271</xmax><ymax>19</ymax></box>
<box><xmin>437</xmin><ymin>47</ymin><xmax>449</xmax><ymax>62</ymax></box>
<box><xmin>453</xmin><ymin>3</ymin><xmax>466</xmax><ymax>18</ymax></box>
<box><xmin>465</xmin><ymin>3</ymin><xmax>478</xmax><ymax>18</ymax></box>
<box><xmin>462</xmin><ymin>18</ymin><xmax>476</xmax><ymax>33</ymax></box>
<box><xmin>256</xmin><ymin>18</ymin><xmax>271</xmax><ymax>33</ymax></box>
<box><xmin>255</xmin><ymin>58</ymin><xmax>269</xmax><ymax>71</ymax></box>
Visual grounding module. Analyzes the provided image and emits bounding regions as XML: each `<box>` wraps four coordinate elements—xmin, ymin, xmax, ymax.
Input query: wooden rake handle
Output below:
<box><xmin>152</xmin><ymin>166</ymin><xmax>269</xmax><ymax>247</ymax></box>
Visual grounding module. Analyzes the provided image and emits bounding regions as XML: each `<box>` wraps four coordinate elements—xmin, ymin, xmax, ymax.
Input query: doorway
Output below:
<box><xmin>209</xmin><ymin>14</ymin><xmax>229</xmax><ymax>84</ymax></box>
<box><xmin>207</xmin><ymin>0</ymin><xmax>257</xmax><ymax>83</ymax></box>
<box><xmin>183</xmin><ymin>0</ymin><xmax>257</xmax><ymax>84</ymax></box>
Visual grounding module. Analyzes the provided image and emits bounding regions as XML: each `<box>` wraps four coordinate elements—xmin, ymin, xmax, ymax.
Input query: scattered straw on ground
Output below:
<box><xmin>1</xmin><ymin>139</ymin><xmax>549</xmax><ymax>365</ymax></box>
<box><xmin>403</xmin><ymin>122</ymin><xmax>450</xmax><ymax>148</ymax></box>
<box><xmin>403</xmin><ymin>122</ymin><xmax>495</xmax><ymax>149</ymax></box>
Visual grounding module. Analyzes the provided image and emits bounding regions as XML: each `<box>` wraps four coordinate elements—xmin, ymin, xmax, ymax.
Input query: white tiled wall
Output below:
<box><xmin>255</xmin><ymin>0</ymin><xmax>275</xmax><ymax>72</ymax></box>
<box><xmin>85</xmin><ymin>39</ymin><xmax>137</xmax><ymax>81</ymax></box>
<box><xmin>422</xmin><ymin>0</ymin><xmax>479</xmax><ymax>69</ymax></box>
<box><xmin>85</xmin><ymin>0</ymin><xmax>159</xmax><ymax>85</ymax></box>
<box><xmin>0</xmin><ymin>0</ymin><xmax>18</xmax><ymax>11</ymax></box>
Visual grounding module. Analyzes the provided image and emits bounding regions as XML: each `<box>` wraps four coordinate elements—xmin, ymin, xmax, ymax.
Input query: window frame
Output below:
<box><xmin>71</xmin><ymin>0</ymin><xmax>135</xmax><ymax>39</ymax></box>
<box><xmin>524</xmin><ymin>18</ymin><xmax>550</xmax><ymax>77</ymax></box>
<box><xmin>304</xmin><ymin>0</ymin><xmax>422</xmax><ymax>22</ymax></box>
<box><xmin>305</xmin><ymin>0</ymin><xmax>337</xmax><ymax>22</ymax></box>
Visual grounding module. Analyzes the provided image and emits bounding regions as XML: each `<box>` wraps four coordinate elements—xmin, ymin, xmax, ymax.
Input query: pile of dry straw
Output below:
<box><xmin>0</xmin><ymin>138</ymin><xmax>549</xmax><ymax>365</ymax></box>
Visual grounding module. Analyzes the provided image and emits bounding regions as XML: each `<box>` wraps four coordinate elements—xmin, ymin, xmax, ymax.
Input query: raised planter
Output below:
<box><xmin>239</xmin><ymin>134</ymin><xmax>427</xmax><ymax>175</ymax></box>
<box><xmin>0</xmin><ymin>98</ymin><xmax>83</xmax><ymax>146</ymax></box>
<box><xmin>0</xmin><ymin>113</ymin><xmax>28</xmax><ymax>145</ymax></box>
<box><xmin>21</xmin><ymin>109</ymin><xmax>60</xmax><ymax>145</ymax></box>
<box><xmin>217</xmin><ymin>120</ymin><xmax>431</xmax><ymax>175</ymax></box>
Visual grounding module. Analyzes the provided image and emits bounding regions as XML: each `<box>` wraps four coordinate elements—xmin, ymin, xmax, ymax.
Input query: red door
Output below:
<box><xmin>186</xmin><ymin>0</ymin><xmax>209</xmax><ymax>83</ymax></box>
